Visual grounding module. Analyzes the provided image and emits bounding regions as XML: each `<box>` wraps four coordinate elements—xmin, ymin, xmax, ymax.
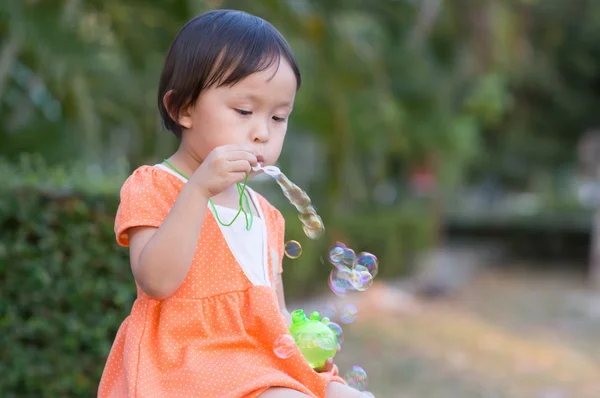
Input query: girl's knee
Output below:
<box><xmin>259</xmin><ymin>387</ymin><xmax>312</xmax><ymax>398</ymax></box>
<box><xmin>326</xmin><ymin>382</ymin><xmax>366</xmax><ymax>398</ymax></box>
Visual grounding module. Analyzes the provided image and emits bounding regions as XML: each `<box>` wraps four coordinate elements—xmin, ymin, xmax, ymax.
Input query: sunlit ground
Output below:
<box><xmin>295</xmin><ymin>268</ymin><xmax>600</xmax><ymax>398</ymax></box>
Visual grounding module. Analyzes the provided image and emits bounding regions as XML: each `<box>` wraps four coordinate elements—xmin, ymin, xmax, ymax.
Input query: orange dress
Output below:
<box><xmin>98</xmin><ymin>165</ymin><xmax>344</xmax><ymax>397</ymax></box>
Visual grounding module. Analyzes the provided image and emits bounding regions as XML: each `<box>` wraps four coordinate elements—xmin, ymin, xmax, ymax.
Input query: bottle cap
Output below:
<box><xmin>291</xmin><ymin>309</ymin><xmax>308</xmax><ymax>326</ymax></box>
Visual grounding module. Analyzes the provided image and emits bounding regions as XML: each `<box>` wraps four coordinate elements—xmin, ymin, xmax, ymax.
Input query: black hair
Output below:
<box><xmin>158</xmin><ymin>9</ymin><xmax>302</xmax><ymax>138</ymax></box>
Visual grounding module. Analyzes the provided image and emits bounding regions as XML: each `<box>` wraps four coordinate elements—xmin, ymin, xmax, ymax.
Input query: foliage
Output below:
<box><xmin>0</xmin><ymin>153</ymin><xmax>129</xmax><ymax>194</ymax></box>
<box><xmin>3</xmin><ymin>0</ymin><xmax>598</xmax><ymax>195</ymax></box>
<box><xmin>0</xmin><ymin>0</ymin><xmax>504</xmax><ymax>190</ymax></box>
<box><xmin>0</xmin><ymin>165</ymin><xmax>130</xmax><ymax>397</ymax></box>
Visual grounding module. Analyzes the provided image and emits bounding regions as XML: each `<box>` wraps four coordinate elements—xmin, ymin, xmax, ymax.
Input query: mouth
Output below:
<box><xmin>256</xmin><ymin>155</ymin><xmax>264</xmax><ymax>165</ymax></box>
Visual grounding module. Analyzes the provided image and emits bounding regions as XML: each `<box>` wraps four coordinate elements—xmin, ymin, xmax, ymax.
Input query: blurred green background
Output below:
<box><xmin>3</xmin><ymin>0</ymin><xmax>600</xmax><ymax>397</ymax></box>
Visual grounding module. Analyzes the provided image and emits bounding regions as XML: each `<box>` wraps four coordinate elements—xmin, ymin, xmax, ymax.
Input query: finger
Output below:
<box><xmin>223</xmin><ymin>150</ymin><xmax>258</xmax><ymax>166</ymax></box>
<box><xmin>214</xmin><ymin>144</ymin><xmax>252</xmax><ymax>153</ymax></box>
<box><xmin>216</xmin><ymin>144</ymin><xmax>257</xmax><ymax>156</ymax></box>
<box><xmin>228</xmin><ymin>160</ymin><xmax>253</xmax><ymax>174</ymax></box>
<box><xmin>230</xmin><ymin>171</ymin><xmax>249</xmax><ymax>183</ymax></box>
<box><xmin>315</xmin><ymin>357</ymin><xmax>330</xmax><ymax>373</ymax></box>
<box><xmin>315</xmin><ymin>358</ymin><xmax>333</xmax><ymax>373</ymax></box>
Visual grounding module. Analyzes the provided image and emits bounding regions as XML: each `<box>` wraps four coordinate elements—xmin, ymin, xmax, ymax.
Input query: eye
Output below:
<box><xmin>235</xmin><ymin>109</ymin><xmax>252</xmax><ymax>116</ymax></box>
<box><xmin>272</xmin><ymin>116</ymin><xmax>286</xmax><ymax>122</ymax></box>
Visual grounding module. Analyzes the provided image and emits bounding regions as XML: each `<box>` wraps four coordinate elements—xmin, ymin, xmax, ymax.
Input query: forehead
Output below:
<box><xmin>226</xmin><ymin>59</ymin><xmax>297</xmax><ymax>103</ymax></box>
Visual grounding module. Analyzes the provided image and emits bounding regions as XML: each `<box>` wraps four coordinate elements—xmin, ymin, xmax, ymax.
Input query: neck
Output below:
<box><xmin>167</xmin><ymin>145</ymin><xmax>203</xmax><ymax>178</ymax></box>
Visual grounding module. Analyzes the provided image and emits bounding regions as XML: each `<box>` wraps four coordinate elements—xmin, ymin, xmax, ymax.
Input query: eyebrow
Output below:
<box><xmin>236</xmin><ymin>93</ymin><xmax>294</xmax><ymax>108</ymax></box>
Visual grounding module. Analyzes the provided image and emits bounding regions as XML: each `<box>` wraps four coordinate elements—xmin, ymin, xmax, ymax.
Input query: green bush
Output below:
<box><xmin>0</xmin><ymin>156</ymin><xmax>133</xmax><ymax>397</ymax></box>
<box><xmin>0</xmin><ymin>190</ymin><xmax>132</xmax><ymax>397</ymax></box>
<box><xmin>0</xmin><ymin>156</ymin><xmax>431</xmax><ymax>396</ymax></box>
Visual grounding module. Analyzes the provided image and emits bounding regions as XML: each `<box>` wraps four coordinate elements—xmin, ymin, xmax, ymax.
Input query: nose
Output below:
<box><xmin>250</xmin><ymin>120</ymin><xmax>269</xmax><ymax>143</ymax></box>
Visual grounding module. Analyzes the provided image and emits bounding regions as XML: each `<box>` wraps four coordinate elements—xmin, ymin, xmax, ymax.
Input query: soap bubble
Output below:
<box><xmin>302</xmin><ymin>223</ymin><xmax>324</xmax><ymax>240</ymax></box>
<box><xmin>295</xmin><ymin>333</ymin><xmax>320</xmax><ymax>348</ymax></box>
<box><xmin>298</xmin><ymin>210</ymin><xmax>321</xmax><ymax>227</ymax></box>
<box><xmin>290</xmin><ymin>192</ymin><xmax>312</xmax><ymax>212</ymax></box>
<box><xmin>316</xmin><ymin>332</ymin><xmax>338</xmax><ymax>351</ymax></box>
<box><xmin>342</xmin><ymin>248</ymin><xmax>357</xmax><ymax>267</ymax></box>
<box><xmin>353</xmin><ymin>264</ymin><xmax>369</xmax><ymax>273</ymax></box>
<box><xmin>361</xmin><ymin>392</ymin><xmax>375</xmax><ymax>397</ymax></box>
<box><xmin>276</xmin><ymin>175</ymin><xmax>311</xmax><ymax>212</ymax></box>
<box><xmin>273</xmin><ymin>173</ymin><xmax>325</xmax><ymax>239</ymax></box>
<box><xmin>339</xmin><ymin>304</ymin><xmax>358</xmax><ymax>324</ymax></box>
<box><xmin>273</xmin><ymin>334</ymin><xmax>297</xmax><ymax>359</ymax></box>
<box><xmin>297</xmin><ymin>207</ymin><xmax>325</xmax><ymax>239</ymax></box>
<box><xmin>326</xmin><ymin>322</ymin><xmax>344</xmax><ymax>345</ymax></box>
<box><xmin>284</xmin><ymin>240</ymin><xmax>302</xmax><ymax>259</ymax></box>
<box><xmin>328</xmin><ymin>245</ymin><xmax>345</xmax><ymax>265</ymax></box>
<box><xmin>351</xmin><ymin>265</ymin><xmax>374</xmax><ymax>291</ymax></box>
<box><xmin>357</xmin><ymin>252</ymin><xmax>379</xmax><ymax>277</ymax></box>
<box><xmin>320</xmin><ymin>303</ymin><xmax>337</xmax><ymax>319</ymax></box>
<box><xmin>344</xmin><ymin>366</ymin><xmax>368</xmax><ymax>391</ymax></box>
<box><xmin>328</xmin><ymin>267</ymin><xmax>355</xmax><ymax>296</ymax></box>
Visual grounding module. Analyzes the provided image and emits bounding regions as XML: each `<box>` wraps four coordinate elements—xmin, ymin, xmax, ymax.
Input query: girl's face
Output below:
<box><xmin>178</xmin><ymin>58</ymin><xmax>297</xmax><ymax>169</ymax></box>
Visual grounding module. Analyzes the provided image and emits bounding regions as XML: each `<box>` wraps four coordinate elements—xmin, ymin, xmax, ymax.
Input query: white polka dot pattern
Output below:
<box><xmin>98</xmin><ymin>166</ymin><xmax>345</xmax><ymax>397</ymax></box>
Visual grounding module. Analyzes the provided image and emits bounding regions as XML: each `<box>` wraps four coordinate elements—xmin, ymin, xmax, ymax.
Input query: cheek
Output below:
<box><xmin>267</xmin><ymin>129</ymin><xmax>286</xmax><ymax>159</ymax></box>
<box><xmin>190</xmin><ymin>107</ymin><xmax>239</xmax><ymax>147</ymax></box>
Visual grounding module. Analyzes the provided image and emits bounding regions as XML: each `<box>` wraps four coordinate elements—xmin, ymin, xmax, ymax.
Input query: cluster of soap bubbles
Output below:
<box><xmin>325</xmin><ymin>244</ymin><xmax>378</xmax><ymax>394</ymax></box>
<box><xmin>274</xmin><ymin>329</ymin><xmax>371</xmax><ymax>393</ymax></box>
<box><xmin>284</xmin><ymin>240</ymin><xmax>379</xmax><ymax>297</ymax></box>
<box><xmin>275</xmin><ymin>173</ymin><xmax>325</xmax><ymax>239</ymax></box>
<box><xmin>273</xmin><ymin>169</ymin><xmax>375</xmax><ymax>394</ymax></box>
<box><xmin>310</xmin><ymin>305</ymin><xmax>372</xmax><ymax>395</ymax></box>
<box><xmin>328</xmin><ymin>242</ymin><xmax>378</xmax><ymax>296</ymax></box>
<box><xmin>280</xmin><ymin>240</ymin><xmax>376</xmax><ymax>393</ymax></box>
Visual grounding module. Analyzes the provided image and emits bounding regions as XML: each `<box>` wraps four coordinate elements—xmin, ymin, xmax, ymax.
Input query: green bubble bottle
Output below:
<box><xmin>288</xmin><ymin>309</ymin><xmax>338</xmax><ymax>369</ymax></box>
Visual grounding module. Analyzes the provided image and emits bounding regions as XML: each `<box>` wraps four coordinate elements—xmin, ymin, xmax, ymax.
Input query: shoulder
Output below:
<box><xmin>120</xmin><ymin>165</ymin><xmax>185</xmax><ymax>198</ymax></box>
<box><xmin>114</xmin><ymin>165</ymin><xmax>184</xmax><ymax>245</ymax></box>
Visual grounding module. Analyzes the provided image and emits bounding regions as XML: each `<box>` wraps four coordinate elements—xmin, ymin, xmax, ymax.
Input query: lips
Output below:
<box><xmin>256</xmin><ymin>155</ymin><xmax>264</xmax><ymax>165</ymax></box>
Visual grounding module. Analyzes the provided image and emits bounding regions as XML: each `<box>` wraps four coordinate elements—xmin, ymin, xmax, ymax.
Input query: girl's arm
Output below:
<box><xmin>275</xmin><ymin>273</ymin><xmax>292</xmax><ymax>326</ymax></box>
<box><xmin>128</xmin><ymin>182</ymin><xmax>209</xmax><ymax>299</ymax></box>
<box><xmin>127</xmin><ymin>145</ymin><xmax>257</xmax><ymax>300</ymax></box>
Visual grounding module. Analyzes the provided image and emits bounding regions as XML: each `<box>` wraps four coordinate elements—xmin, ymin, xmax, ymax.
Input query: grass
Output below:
<box><xmin>293</xmin><ymin>268</ymin><xmax>600</xmax><ymax>397</ymax></box>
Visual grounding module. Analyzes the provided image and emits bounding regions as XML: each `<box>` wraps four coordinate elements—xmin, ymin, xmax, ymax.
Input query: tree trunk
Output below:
<box><xmin>590</xmin><ymin>208</ymin><xmax>600</xmax><ymax>288</ymax></box>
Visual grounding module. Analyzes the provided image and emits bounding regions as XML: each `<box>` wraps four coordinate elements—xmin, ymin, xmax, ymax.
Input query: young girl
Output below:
<box><xmin>98</xmin><ymin>9</ymin><xmax>366</xmax><ymax>398</ymax></box>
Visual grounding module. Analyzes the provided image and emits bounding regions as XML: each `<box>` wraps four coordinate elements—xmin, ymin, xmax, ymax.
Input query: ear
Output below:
<box><xmin>163</xmin><ymin>90</ymin><xmax>193</xmax><ymax>129</ymax></box>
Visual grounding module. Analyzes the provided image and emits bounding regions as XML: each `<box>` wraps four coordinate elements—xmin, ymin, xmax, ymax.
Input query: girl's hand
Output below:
<box><xmin>190</xmin><ymin>144</ymin><xmax>258</xmax><ymax>198</ymax></box>
<box><xmin>315</xmin><ymin>344</ymin><xmax>341</xmax><ymax>373</ymax></box>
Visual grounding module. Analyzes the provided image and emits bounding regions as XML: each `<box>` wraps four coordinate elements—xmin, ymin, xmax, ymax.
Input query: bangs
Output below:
<box><xmin>206</xmin><ymin>37</ymin><xmax>288</xmax><ymax>90</ymax></box>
